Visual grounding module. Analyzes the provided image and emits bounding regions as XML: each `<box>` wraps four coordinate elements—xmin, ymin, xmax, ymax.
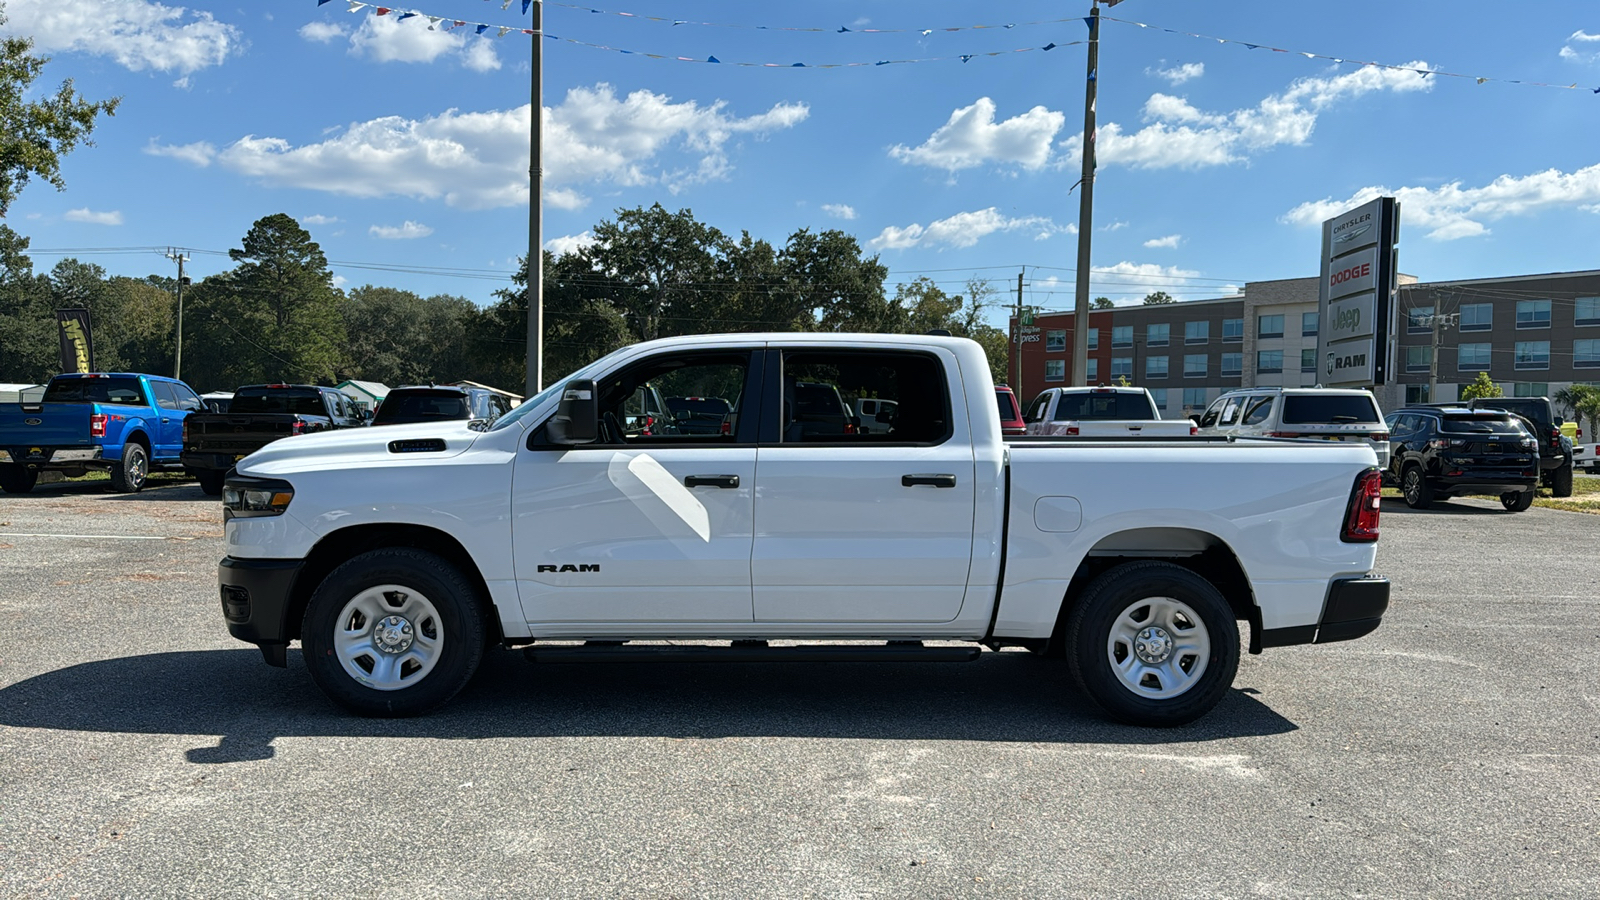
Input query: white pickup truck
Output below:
<box><xmin>1023</xmin><ymin>386</ymin><xmax>1197</xmax><ymax>437</ymax></box>
<box><xmin>217</xmin><ymin>333</ymin><xmax>1389</xmax><ymax>727</ymax></box>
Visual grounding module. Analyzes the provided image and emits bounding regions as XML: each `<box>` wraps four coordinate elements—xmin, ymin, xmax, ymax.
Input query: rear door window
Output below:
<box><xmin>1282</xmin><ymin>394</ymin><xmax>1381</xmax><ymax>425</ymax></box>
<box><xmin>151</xmin><ymin>381</ymin><xmax>181</xmax><ymax>410</ymax></box>
<box><xmin>780</xmin><ymin>351</ymin><xmax>950</xmax><ymax>444</ymax></box>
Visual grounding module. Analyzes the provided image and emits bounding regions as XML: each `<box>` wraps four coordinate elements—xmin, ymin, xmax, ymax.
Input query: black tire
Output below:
<box><xmin>196</xmin><ymin>469</ymin><xmax>225</xmax><ymax>496</ymax></box>
<box><xmin>1501</xmin><ymin>490</ymin><xmax>1534</xmax><ymax>512</ymax></box>
<box><xmin>1551</xmin><ymin>462</ymin><xmax>1574</xmax><ymax>498</ymax></box>
<box><xmin>108</xmin><ymin>441</ymin><xmax>148</xmax><ymax>493</ymax></box>
<box><xmin>301</xmin><ymin>548</ymin><xmax>487</xmax><ymax>717</ymax></box>
<box><xmin>1401</xmin><ymin>465</ymin><xmax>1434</xmax><ymax>510</ymax></box>
<box><xmin>1065</xmin><ymin>561</ymin><xmax>1241</xmax><ymax>727</ymax></box>
<box><xmin>0</xmin><ymin>464</ymin><xmax>37</xmax><ymax>494</ymax></box>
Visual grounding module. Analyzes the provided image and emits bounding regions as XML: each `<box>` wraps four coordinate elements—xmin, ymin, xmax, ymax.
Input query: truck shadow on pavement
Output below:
<box><xmin>1379</xmin><ymin>496</ymin><xmax>1519</xmax><ymax>516</ymax></box>
<box><xmin>0</xmin><ymin>647</ymin><xmax>1296</xmax><ymax>762</ymax></box>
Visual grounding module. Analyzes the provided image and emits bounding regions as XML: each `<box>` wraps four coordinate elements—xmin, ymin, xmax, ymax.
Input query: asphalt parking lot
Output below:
<box><xmin>1</xmin><ymin>479</ymin><xmax>1597</xmax><ymax>898</ymax></box>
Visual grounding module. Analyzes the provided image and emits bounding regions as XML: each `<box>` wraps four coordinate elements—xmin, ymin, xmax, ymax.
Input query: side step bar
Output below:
<box><xmin>523</xmin><ymin>642</ymin><xmax>982</xmax><ymax>664</ymax></box>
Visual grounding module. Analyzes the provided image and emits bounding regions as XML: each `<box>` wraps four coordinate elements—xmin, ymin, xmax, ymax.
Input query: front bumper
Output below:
<box><xmin>1259</xmin><ymin>576</ymin><xmax>1391</xmax><ymax>648</ymax></box>
<box><xmin>219</xmin><ymin>556</ymin><xmax>305</xmax><ymax>667</ymax></box>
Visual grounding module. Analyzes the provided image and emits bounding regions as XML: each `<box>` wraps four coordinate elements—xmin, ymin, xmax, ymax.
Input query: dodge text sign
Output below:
<box><xmin>1316</xmin><ymin>198</ymin><xmax>1398</xmax><ymax>388</ymax></box>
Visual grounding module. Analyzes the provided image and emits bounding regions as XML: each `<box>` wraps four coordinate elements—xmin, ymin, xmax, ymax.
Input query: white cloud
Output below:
<box><xmin>1282</xmin><ymin>162</ymin><xmax>1600</xmax><ymax>240</ymax></box>
<box><xmin>64</xmin><ymin>208</ymin><xmax>123</xmax><ymax>226</ymax></box>
<box><xmin>347</xmin><ymin>13</ymin><xmax>500</xmax><ymax>71</ymax></box>
<box><xmin>1</xmin><ymin>0</ymin><xmax>240</xmax><ymax>74</ymax></box>
<box><xmin>369</xmin><ymin>221</ymin><xmax>434</xmax><ymax>240</ymax></box>
<box><xmin>1561</xmin><ymin>30</ymin><xmax>1600</xmax><ymax>63</ymax></box>
<box><xmin>822</xmin><ymin>203</ymin><xmax>857</xmax><ymax>220</ymax></box>
<box><xmin>1149</xmin><ymin>62</ymin><xmax>1205</xmax><ymax>85</ymax></box>
<box><xmin>1144</xmin><ymin>234</ymin><xmax>1182</xmax><ymax>249</ymax></box>
<box><xmin>889</xmin><ymin>98</ymin><xmax>1064</xmax><ymax>172</ymax></box>
<box><xmin>299</xmin><ymin>214</ymin><xmax>339</xmax><ymax>225</ymax></box>
<box><xmin>1090</xmin><ymin>261</ymin><xmax>1209</xmax><ymax>300</ymax></box>
<box><xmin>188</xmin><ymin>85</ymin><xmax>804</xmax><ymax>211</ymax></box>
<box><xmin>868</xmin><ymin>207</ymin><xmax>1070</xmax><ymax>251</ymax></box>
<box><xmin>144</xmin><ymin>139</ymin><xmax>216</xmax><ymax>167</ymax></box>
<box><xmin>298</xmin><ymin>21</ymin><xmax>347</xmax><ymax>44</ymax></box>
<box><xmin>1062</xmin><ymin>63</ymin><xmax>1436</xmax><ymax>170</ymax></box>
<box><xmin>1099</xmin><ymin>220</ymin><xmax>1129</xmax><ymax>232</ymax></box>
<box><xmin>545</xmin><ymin>232</ymin><xmax>597</xmax><ymax>257</ymax></box>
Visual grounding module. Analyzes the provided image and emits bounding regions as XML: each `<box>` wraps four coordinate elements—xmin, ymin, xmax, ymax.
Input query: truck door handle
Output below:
<box><xmin>902</xmin><ymin>474</ymin><xmax>957</xmax><ymax>488</ymax></box>
<box><xmin>684</xmin><ymin>474</ymin><xmax>740</xmax><ymax>489</ymax></box>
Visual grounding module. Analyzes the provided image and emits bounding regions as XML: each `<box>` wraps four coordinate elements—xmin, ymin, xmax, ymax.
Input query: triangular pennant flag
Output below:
<box><xmin>347</xmin><ymin>0</ymin><xmax>364</xmax><ymax>10</ymax></box>
<box><xmin>498</xmin><ymin>25</ymin><xmax>512</xmax><ymax>36</ymax></box>
<box><xmin>790</xmin><ymin>62</ymin><xmax>806</xmax><ymax>67</ymax></box>
<box><xmin>502</xmin><ymin>0</ymin><xmax>512</xmax><ymax>9</ymax></box>
<box><xmin>1593</xmin><ymin>86</ymin><xmax>1600</xmax><ymax>93</ymax></box>
<box><xmin>1477</xmin><ymin>77</ymin><xmax>1488</xmax><ymax>84</ymax></box>
<box><xmin>1087</xmin><ymin>67</ymin><xmax>1096</xmax><ymax>81</ymax></box>
<box><xmin>706</xmin><ymin>55</ymin><xmax>720</xmax><ymax>63</ymax></box>
<box><xmin>1243</xmin><ymin>43</ymin><xmax>1258</xmax><ymax>50</ymax></box>
<box><xmin>523</xmin><ymin>0</ymin><xmax>533</xmax><ymax>13</ymax></box>
<box><xmin>476</xmin><ymin>24</ymin><xmax>488</xmax><ymax>34</ymax></box>
<box><xmin>838</xmin><ymin>26</ymin><xmax>850</xmax><ymax>33</ymax></box>
<box><xmin>1302</xmin><ymin>52</ymin><xmax>1315</xmax><ymax>58</ymax></box>
<box><xmin>960</xmin><ymin>54</ymin><xmax>973</xmax><ymax>63</ymax></box>
<box><xmin>1083</xmin><ymin>17</ymin><xmax>1095</xmax><ymax>30</ymax></box>
<box><xmin>427</xmin><ymin>16</ymin><xmax>442</xmax><ymax>29</ymax></box>
<box><xmin>1043</xmin><ymin>42</ymin><xmax>1056</xmax><ymax>51</ymax></box>
<box><xmin>397</xmin><ymin>12</ymin><xmax>416</xmax><ymax>21</ymax></box>
<box><xmin>376</xmin><ymin>7</ymin><xmax>391</xmax><ymax>15</ymax></box>
<box><xmin>318</xmin><ymin>0</ymin><xmax>334</xmax><ymax>5</ymax></box>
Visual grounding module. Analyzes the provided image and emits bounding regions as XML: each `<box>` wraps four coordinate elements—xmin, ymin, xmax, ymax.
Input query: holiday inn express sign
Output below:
<box><xmin>1317</xmin><ymin>197</ymin><xmax>1399</xmax><ymax>388</ymax></box>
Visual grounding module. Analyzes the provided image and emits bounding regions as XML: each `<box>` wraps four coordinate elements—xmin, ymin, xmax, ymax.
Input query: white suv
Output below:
<box><xmin>1197</xmin><ymin>388</ymin><xmax>1389</xmax><ymax>468</ymax></box>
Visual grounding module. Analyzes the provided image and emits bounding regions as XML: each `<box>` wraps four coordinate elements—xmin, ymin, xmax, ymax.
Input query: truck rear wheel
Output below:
<box><xmin>196</xmin><ymin>470</ymin><xmax>225</xmax><ymax>496</ymax></box>
<box><xmin>301</xmin><ymin>548</ymin><xmax>487</xmax><ymax>717</ymax></box>
<box><xmin>108</xmin><ymin>442</ymin><xmax>148</xmax><ymax>493</ymax></box>
<box><xmin>0</xmin><ymin>464</ymin><xmax>37</xmax><ymax>494</ymax></box>
<box><xmin>1551</xmin><ymin>461</ymin><xmax>1574</xmax><ymax>498</ymax></box>
<box><xmin>1066</xmin><ymin>561</ymin><xmax>1240</xmax><ymax>727</ymax></box>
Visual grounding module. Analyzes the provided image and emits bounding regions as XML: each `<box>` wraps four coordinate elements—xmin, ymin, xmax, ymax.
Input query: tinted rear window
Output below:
<box><xmin>230</xmin><ymin>390</ymin><xmax>327</xmax><ymax>415</ymax></box>
<box><xmin>1281</xmin><ymin>395</ymin><xmax>1380</xmax><ymax>425</ymax></box>
<box><xmin>43</xmin><ymin>377</ymin><xmax>146</xmax><ymax>406</ymax></box>
<box><xmin>1052</xmin><ymin>392</ymin><xmax>1156</xmax><ymax>420</ymax></box>
<box><xmin>1442</xmin><ymin>414</ymin><xmax>1520</xmax><ymax>434</ymax></box>
<box><xmin>375</xmin><ymin>391</ymin><xmax>470</xmax><ymax>422</ymax></box>
<box><xmin>995</xmin><ymin>391</ymin><xmax>1020</xmax><ymax>419</ymax></box>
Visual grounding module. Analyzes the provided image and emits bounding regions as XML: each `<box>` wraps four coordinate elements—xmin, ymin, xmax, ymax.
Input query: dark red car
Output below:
<box><xmin>995</xmin><ymin>385</ymin><xmax>1026</xmax><ymax>436</ymax></box>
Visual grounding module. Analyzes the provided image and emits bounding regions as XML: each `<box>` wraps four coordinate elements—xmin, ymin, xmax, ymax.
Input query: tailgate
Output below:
<box><xmin>1</xmin><ymin>403</ymin><xmax>93</xmax><ymax>447</ymax></box>
<box><xmin>190</xmin><ymin>415</ymin><xmax>300</xmax><ymax>453</ymax></box>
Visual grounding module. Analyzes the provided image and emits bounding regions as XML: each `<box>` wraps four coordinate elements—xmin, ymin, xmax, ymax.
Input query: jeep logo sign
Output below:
<box><xmin>1317</xmin><ymin>197</ymin><xmax>1399</xmax><ymax>388</ymax></box>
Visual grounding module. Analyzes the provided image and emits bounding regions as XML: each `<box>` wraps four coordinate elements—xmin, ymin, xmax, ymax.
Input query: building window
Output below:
<box><xmin>1182</xmin><ymin>387</ymin><xmax>1208</xmax><ymax>412</ymax></box>
<box><xmin>1111</xmin><ymin>357</ymin><xmax>1133</xmax><ymax>379</ymax></box>
<box><xmin>1302</xmin><ymin>311</ymin><xmax>1319</xmax><ymax>336</ymax></box>
<box><xmin>1086</xmin><ymin>358</ymin><xmax>1099</xmax><ymax>381</ymax></box>
<box><xmin>1514</xmin><ymin>341</ymin><xmax>1550</xmax><ymax>370</ymax></box>
<box><xmin>1458</xmin><ymin>343</ymin><xmax>1492</xmax><ymax>370</ymax></box>
<box><xmin>1405</xmin><ymin>345</ymin><xmax>1433</xmax><ymax>372</ymax></box>
<box><xmin>1407</xmin><ymin>306</ymin><xmax>1434</xmax><ymax>333</ymax></box>
<box><xmin>1301</xmin><ymin>348</ymin><xmax>1316</xmax><ymax>373</ymax></box>
<box><xmin>1514</xmin><ymin>382</ymin><xmax>1550</xmax><ymax>398</ymax></box>
<box><xmin>1256</xmin><ymin>350</ymin><xmax>1283</xmax><ymax>374</ymax></box>
<box><xmin>1185</xmin><ymin>321</ymin><xmax>1209</xmax><ymax>344</ymax></box>
<box><xmin>1087</xmin><ymin>327</ymin><xmax>1099</xmax><ymax>350</ymax></box>
<box><xmin>1222</xmin><ymin>318</ymin><xmax>1243</xmax><ymax>343</ymax></box>
<box><xmin>1112</xmin><ymin>325</ymin><xmax>1133</xmax><ymax>348</ymax></box>
<box><xmin>1460</xmin><ymin>303</ymin><xmax>1492</xmax><ymax>332</ymax></box>
<box><xmin>1406</xmin><ymin>384</ymin><xmax>1432</xmax><ymax>404</ymax></box>
<box><xmin>1576</xmin><ymin>297</ymin><xmax>1600</xmax><ymax>327</ymax></box>
<box><xmin>1044</xmin><ymin>359</ymin><xmax>1065</xmax><ymax>382</ymax></box>
<box><xmin>1147</xmin><ymin>323</ymin><xmax>1170</xmax><ymax>347</ymax></box>
<box><xmin>1149</xmin><ymin>388</ymin><xmax>1168</xmax><ymax>411</ymax></box>
<box><xmin>1185</xmin><ymin>354</ymin><xmax>1208</xmax><ymax>378</ymax></box>
<box><xmin>1146</xmin><ymin>355</ymin><xmax>1169</xmax><ymax>379</ymax></box>
<box><xmin>1257</xmin><ymin>315</ymin><xmax>1284</xmax><ymax>339</ymax></box>
<box><xmin>1045</xmin><ymin>329</ymin><xmax>1066</xmax><ymax>353</ymax></box>
<box><xmin>1221</xmin><ymin>352</ymin><xmax>1242</xmax><ymax>376</ymax></box>
<box><xmin>1575</xmin><ymin>339</ymin><xmax>1600</xmax><ymax>369</ymax></box>
<box><xmin>1516</xmin><ymin>299</ymin><xmax>1551</xmax><ymax>329</ymax></box>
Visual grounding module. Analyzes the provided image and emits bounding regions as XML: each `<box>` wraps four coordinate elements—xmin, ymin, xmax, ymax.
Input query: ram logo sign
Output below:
<box><xmin>538</xmin><ymin>564</ymin><xmax>600</xmax><ymax>573</ymax></box>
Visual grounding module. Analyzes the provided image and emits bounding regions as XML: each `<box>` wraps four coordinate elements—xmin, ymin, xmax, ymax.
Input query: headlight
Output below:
<box><xmin>222</xmin><ymin>477</ymin><xmax>294</xmax><ymax>518</ymax></box>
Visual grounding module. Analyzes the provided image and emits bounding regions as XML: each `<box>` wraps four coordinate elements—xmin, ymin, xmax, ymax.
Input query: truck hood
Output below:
<box><xmin>235</xmin><ymin>420</ymin><xmax>479</xmax><ymax>477</ymax></box>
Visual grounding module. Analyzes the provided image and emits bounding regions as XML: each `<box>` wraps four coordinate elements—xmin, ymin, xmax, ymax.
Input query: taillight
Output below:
<box><xmin>90</xmin><ymin>413</ymin><xmax>107</xmax><ymax>437</ymax></box>
<box><xmin>844</xmin><ymin>422</ymin><xmax>858</xmax><ymax>435</ymax></box>
<box><xmin>182</xmin><ymin>418</ymin><xmax>189</xmax><ymax>443</ymax></box>
<box><xmin>719</xmin><ymin>420</ymin><xmax>732</xmax><ymax>435</ymax></box>
<box><xmin>1342</xmin><ymin>468</ymin><xmax>1382</xmax><ymax>543</ymax></box>
<box><xmin>1065</xmin><ymin>425</ymin><xmax>1080</xmax><ymax>436</ymax></box>
<box><xmin>1189</xmin><ymin>425</ymin><xmax>1198</xmax><ymax>435</ymax></box>
<box><xmin>290</xmin><ymin>420</ymin><xmax>306</xmax><ymax>435</ymax></box>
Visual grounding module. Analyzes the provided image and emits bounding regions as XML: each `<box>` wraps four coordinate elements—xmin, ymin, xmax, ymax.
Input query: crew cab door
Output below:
<box><xmin>750</xmin><ymin>347</ymin><xmax>977</xmax><ymax>624</ymax></box>
<box><xmin>511</xmin><ymin>349</ymin><xmax>763</xmax><ymax>625</ymax></box>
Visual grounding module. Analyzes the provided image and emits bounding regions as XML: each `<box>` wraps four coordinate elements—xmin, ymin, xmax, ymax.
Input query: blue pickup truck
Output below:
<box><xmin>0</xmin><ymin>372</ymin><xmax>205</xmax><ymax>493</ymax></box>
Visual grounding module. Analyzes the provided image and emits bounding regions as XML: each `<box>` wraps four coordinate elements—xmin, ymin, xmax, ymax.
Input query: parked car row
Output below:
<box><xmin>0</xmin><ymin>372</ymin><xmax>520</xmax><ymax>494</ymax></box>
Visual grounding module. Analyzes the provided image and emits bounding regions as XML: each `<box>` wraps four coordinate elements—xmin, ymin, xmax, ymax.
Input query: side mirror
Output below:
<box><xmin>547</xmin><ymin>379</ymin><xmax>599</xmax><ymax>445</ymax></box>
<box><xmin>467</xmin><ymin>418</ymin><xmax>490</xmax><ymax>432</ymax></box>
<box><xmin>1555</xmin><ymin>415</ymin><xmax>1565</xmax><ymax>427</ymax></box>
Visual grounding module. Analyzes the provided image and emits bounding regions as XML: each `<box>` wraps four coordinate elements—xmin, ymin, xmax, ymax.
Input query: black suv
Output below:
<box><xmin>1384</xmin><ymin>407</ymin><xmax>1540</xmax><ymax>511</ymax></box>
<box><xmin>372</xmin><ymin>385</ymin><xmax>513</xmax><ymax>429</ymax></box>
<box><xmin>1466</xmin><ymin>396</ymin><xmax>1574</xmax><ymax>497</ymax></box>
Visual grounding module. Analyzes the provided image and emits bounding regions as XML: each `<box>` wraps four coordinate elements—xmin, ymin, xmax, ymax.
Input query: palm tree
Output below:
<box><xmin>1554</xmin><ymin>385</ymin><xmax>1600</xmax><ymax>437</ymax></box>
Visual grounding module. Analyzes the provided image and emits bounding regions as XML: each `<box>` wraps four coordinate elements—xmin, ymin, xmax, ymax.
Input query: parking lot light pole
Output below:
<box><xmin>526</xmin><ymin>0</ymin><xmax>545</xmax><ymax>396</ymax></box>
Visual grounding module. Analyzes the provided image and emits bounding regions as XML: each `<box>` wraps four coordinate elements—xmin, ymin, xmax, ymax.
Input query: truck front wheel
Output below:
<box><xmin>1066</xmin><ymin>561</ymin><xmax>1240</xmax><ymax>727</ymax></box>
<box><xmin>0</xmin><ymin>464</ymin><xmax>37</xmax><ymax>494</ymax></box>
<box><xmin>301</xmin><ymin>548</ymin><xmax>487</xmax><ymax>717</ymax></box>
<box><xmin>196</xmin><ymin>469</ymin><xmax>225</xmax><ymax>496</ymax></box>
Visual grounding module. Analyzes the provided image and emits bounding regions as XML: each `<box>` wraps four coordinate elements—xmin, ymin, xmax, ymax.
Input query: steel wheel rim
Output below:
<box><xmin>332</xmin><ymin>584</ymin><xmax>445</xmax><ymax>691</ymax></box>
<box><xmin>1106</xmin><ymin>595</ymin><xmax>1211</xmax><ymax>700</ymax></box>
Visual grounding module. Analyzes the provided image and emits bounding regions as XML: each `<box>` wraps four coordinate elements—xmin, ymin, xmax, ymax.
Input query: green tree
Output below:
<box><xmin>1142</xmin><ymin>291</ymin><xmax>1175</xmax><ymax>305</ymax></box>
<box><xmin>340</xmin><ymin>286</ymin><xmax>477</xmax><ymax>386</ymax></box>
<box><xmin>780</xmin><ymin>228</ymin><xmax>892</xmax><ymax>333</ymax></box>
<box><xmin>1459</xmin><ymin>371</ymin><xmax>1503</xmax><ymax>401</ymax></box>
<box><xmin>1093</xmin><ymin>296</ymin><xmax>1114</xmax><ymax>309</ymax></box>
<box><xmin>576</xmin><ymin>204</ymin><xmax>728</xmax><ymax>343</ymax></box>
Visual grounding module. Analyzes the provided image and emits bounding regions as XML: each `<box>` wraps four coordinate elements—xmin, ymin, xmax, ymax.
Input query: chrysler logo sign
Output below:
<box><xmin>1333</xmin><ymin>222</ymin><xmax>1372</xmax><ymax>245</ymax></box>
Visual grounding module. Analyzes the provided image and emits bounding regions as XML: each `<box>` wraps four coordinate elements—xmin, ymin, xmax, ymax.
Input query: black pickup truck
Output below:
<box><xmin>1468</xmin><ymin>396</ymin><xmax>1574</xmax><ymax>497</ymax></box>
<box><xmin>182</xmin><ymin>384</ymin><xmax>365</xmax><ymax>494</ymax></box>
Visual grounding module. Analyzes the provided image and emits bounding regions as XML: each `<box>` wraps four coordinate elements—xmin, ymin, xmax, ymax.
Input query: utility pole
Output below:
<box><xmin>166</xmin><ymin>248</ymin><xmax>190</xmax><ymax>381</ymax></box>
<box><xmin>525</xmin><ymin>0</ymin><xmax>545</xmax><ymax>397</ymax></box>
<box><xmin>1427</xmin><ymin>304</ymin><xmax>1456</xmax><ymax>402</ymax></box>
<box><xmin>1013</xmin><ymin>269</ymin><xmax>1025</xmax><ymax>397</ymax></box>
<box><xmin>1070</xmin><ymin>2</ymin><xmax>1107</xmax><ymax>386</ymax></box>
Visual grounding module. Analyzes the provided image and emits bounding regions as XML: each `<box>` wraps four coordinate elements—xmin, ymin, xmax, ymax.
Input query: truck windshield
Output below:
<box><xmin>1053</xmin><ymin>392</ymin><xmax>1156</xmax><ymax>420</ymax></box>
<box><xmin>230</xmin><ymin>391</ymin><xmax>326</xmax><ymax>415</ymax></box>
<box><xmin>42</xmin><ymin>377</ymin><xmax>146</xmax><ymax>406</ymax></box>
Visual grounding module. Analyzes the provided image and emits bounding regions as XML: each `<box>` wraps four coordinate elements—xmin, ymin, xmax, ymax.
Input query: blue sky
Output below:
<box><xmin>4</xmin><ymin>0</ymin><xmax>1598</xmax><ymax>322</ymax></box>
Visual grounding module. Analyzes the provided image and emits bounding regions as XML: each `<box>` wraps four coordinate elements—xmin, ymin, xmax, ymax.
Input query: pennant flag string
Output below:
<box><xmin>1100</xmin><ymin>15</ymin><xmax>1597</xmax><ymax>93</ymax></box>
<box><xmin>542</xmin><ymin>2</ymin><xmax>1071</xmax><ymax>35</ymax></box>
